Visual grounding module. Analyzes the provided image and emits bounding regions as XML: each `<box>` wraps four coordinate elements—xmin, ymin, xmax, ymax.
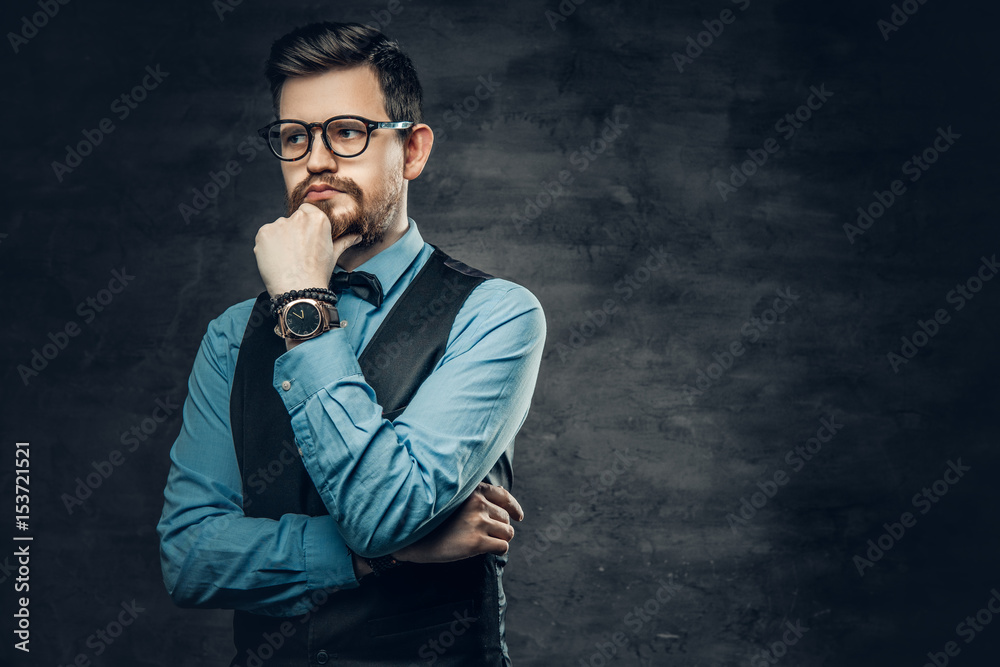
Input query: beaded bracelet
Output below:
<box><xmin>269</xmin><ymin>288</ymin><xmax>339</xmax><ymax>318</ymax></box>
<box><xmin>270</xmin><ymin>288</ymin><xmax>338</xmax><ymax>316</ymax></box>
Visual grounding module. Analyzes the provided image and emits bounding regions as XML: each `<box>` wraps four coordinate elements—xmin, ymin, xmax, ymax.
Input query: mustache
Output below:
<box><xmin>286</xmin><ymin>175</ymin><xmax>363</xmax><ymax>212</ymax></box>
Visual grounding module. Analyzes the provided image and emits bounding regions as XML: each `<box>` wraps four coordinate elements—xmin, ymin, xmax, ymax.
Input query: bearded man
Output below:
<box><xmin>156</xmin><ymin>21</ymin><xmax>545</xmax><ymax>667</ymax></box>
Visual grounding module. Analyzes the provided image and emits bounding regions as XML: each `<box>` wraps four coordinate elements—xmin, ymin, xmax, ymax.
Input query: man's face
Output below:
<box><xmin>279</xmin><ymin>66</ymin><xmax>406</xmax><ymax>249</ymax></box>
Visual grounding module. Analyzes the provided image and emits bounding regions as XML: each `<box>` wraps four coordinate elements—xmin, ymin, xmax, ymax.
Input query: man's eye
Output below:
<box><xmin>284</xmin><ymin>133</ymin><xmax>306</xmax><ymax>145</ymax></box>
<box><xmin>335</xmin><ymin>129</ymin><xmax>363</xmax><ymax>140</ymax></box>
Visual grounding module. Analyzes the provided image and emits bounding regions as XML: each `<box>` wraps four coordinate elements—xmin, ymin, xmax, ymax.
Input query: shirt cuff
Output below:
<box><xmin>304</xmin><ymin>515</ymin><xmax>362</xmax><ymax>592</ymax></box>
<box><xmin>272</xmin><ymin>327</ymin><xmax>362</xmax><ymax>409</ymax></box>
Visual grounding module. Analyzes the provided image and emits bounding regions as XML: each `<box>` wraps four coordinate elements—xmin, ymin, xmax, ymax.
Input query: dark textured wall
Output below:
<box><xmin>2</xmin><ymin>0</ymin><xmax>999</xmax><ymax>665</ymax></box>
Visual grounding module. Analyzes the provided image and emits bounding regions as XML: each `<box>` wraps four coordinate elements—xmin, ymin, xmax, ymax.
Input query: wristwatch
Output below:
<box><xmin>365</xmin><ymin>554</ymin><xmax>401</xmax><ymax>577</ymax></box>
<box><xmin>273</xmin><ymin>298</ymin><xmax>340</xmax><ymax>340</ymax></box>
<box><xmin>347</xmin><ymin>546</ymin><xmax>401</xmax><ymax>577</ymax></box>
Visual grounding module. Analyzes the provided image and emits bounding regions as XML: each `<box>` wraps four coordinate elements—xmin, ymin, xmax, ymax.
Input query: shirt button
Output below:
<box><xmin>297</xmin><ymin>447</ymin><xmax>303</xmax><ymax>457</ymax></box>
<box><xmin>339</xmin><ymin>319</ymin><xmax>348</xmax><ymax>328</ymax></box>
<box><xmin>315</xmin><ymin>650</ymin><xmax>329</xmax><ymax>665</ymax></box>
<box><xmin>281</xmin><ymin>380</ymin><xmax>291</xmax><ymax>391</ymax></box>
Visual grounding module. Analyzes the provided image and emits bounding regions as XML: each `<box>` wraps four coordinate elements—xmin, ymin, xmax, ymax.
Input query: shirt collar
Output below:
<box><xmin>333</xmin><ymin>217</ymin><xmax>424</xmax><ymax>298</ymax></box>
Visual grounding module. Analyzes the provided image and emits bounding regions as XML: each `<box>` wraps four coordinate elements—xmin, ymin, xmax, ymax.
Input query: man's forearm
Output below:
<box><xmin>344</xmin><ymin>482</ymin><xmax>523</xmax><ymax>571</ymax></box>
<box><xmin>157</xmin><ymin>311</ymin><xmax>363</xmax><ymax>615</ymax></box>
<box><xmin>158</xmin><ymin>503</ymin><xmax>361</xmax><ymax>615</ymax></box>
<box><xmin>275</xmin><ymin>284</ymin><xmax>545</xmax><ymax>558</ymax></box>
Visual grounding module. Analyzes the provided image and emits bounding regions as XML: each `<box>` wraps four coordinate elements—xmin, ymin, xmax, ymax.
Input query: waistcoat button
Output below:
<box><xmin>316</xmin><ymin>649</ymin><xmax>329</xmax><ymax>664</ymax></box>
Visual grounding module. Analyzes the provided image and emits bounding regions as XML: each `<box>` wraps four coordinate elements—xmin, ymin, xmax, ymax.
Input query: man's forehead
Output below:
<box><xmin>278</xmin><ymin>65</ymin><xmax>388</xmax><ymax>120</ymax></box>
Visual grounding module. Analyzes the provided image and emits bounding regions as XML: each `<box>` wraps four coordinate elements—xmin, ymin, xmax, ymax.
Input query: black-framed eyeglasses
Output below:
<box><xmin>256</xmin><ymin>115</ymin><xmax>415</xmax><ymax>161</ymax></box>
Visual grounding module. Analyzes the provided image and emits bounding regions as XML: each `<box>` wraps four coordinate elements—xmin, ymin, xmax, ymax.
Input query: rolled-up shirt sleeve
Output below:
<box><xmin>156</xmin><ymin>303</ymin><xmax>360</xmax><ymax>617</ymax></box>
<box><xmin>273</xmin><ymin>281</ymin><xmax>546</xmax><ymax>559</ymax></box>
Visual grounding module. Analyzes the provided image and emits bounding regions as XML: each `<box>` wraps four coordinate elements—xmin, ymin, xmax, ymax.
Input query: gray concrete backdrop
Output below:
<box><xmin>2</xmin><ymin>0</ymin><xmax>999</xmax><ymax>665</ymax></box>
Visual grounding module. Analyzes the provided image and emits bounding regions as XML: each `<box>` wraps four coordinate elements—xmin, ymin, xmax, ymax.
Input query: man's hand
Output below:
<box><xmin>393</xmin><ymin>482</ymin><xmax>525</xmax><ymax>564</ymax></box>
<box><xmin>254</xmin><ymin>202</ymin><xmax>360</xmax><ymax>297</ymax></box>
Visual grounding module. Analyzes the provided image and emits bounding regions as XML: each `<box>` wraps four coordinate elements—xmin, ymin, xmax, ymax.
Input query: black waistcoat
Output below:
<box><xmin>228</xmin><ymin>246</ymin><xmax>513</xmax><ymax>667</ymax></box>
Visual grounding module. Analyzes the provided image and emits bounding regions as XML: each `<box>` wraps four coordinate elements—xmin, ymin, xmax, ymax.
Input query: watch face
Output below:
<box><xmin>284</xmin><ymin>300</ymin><xmax>322</xmax><ymax>337</ymax></box>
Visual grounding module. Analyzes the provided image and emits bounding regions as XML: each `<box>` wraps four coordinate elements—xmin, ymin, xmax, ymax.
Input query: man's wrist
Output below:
<box><xmin>347</xmin><ymin>548</ymin><xmax>404</xmax><ymax>579</ymax></box>
<box><xmin>350</xmin><ymin>552</ymin><xmax>373</xmax><ymax>579</ymax></box>
<box><xmin>391</xmin><ymin>545</ymin><xmax>412</xmax><ymax>563</ymax></box>
<box><xmin>273</xmin><ymin>297</ymin><xmax>340</xmax><ymax>342</ymax></box>
<box><xmin>284</xmin><ymin>326</ymin><xmax>341</xmax><ymax>352</ymax></box>
<box><xmin>270</xmin><ymin>287</ymin><xmax>339</xmax><ymax>318</ymax></box>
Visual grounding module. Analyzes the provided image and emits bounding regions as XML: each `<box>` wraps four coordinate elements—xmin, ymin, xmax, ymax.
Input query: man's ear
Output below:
<box><xmin>402</xmin><ymin>124</ymin><xmax>434</xmax><ymax>181</ymax></box>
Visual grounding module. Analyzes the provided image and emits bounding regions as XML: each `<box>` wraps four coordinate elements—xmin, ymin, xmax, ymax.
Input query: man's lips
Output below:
<box><xmin>305</xmin><ymin>184</ymin><xmax>343</xmax><ymax>201</ymax></box>
<box><xmin>305</xmin><ymin>190</ymin><xmax>342</xmax><ymax>201</ymax></box>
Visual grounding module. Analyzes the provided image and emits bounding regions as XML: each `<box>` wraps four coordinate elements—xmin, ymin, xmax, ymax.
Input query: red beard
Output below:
<box><xmin>284</xmin><ymin>173</ymin><xmax>401</xmax><ymax>249</ymax></box>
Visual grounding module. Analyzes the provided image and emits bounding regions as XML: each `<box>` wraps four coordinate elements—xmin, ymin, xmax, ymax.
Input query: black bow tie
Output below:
<box><xmin>329</xmin><ymin>270</ymin><xmax>384</xmax><ymax>307</ymax></box>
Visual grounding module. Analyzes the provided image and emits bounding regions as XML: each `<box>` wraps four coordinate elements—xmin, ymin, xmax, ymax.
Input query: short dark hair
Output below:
<box><xmin>264</xmin><ymin>22</ymin><xmax>423</xmax><ymax>130</ymax></box>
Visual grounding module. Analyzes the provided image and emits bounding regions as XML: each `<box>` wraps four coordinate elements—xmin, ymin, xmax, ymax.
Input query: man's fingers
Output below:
<box><xmin>478</xmin><ymin>483</ymin><xmax>524</xmax><ymax>521</ymax></box>
<box><xmin>293</xmin><ymin>202</ymin><xmax>328</xmax><ymax>219</ymax></box>
<box><xmin>476</xmin><ymin>535</ymin><xmax>511</xmax><ymax>556</ymax></box>
<box><xmin>485</xmin><ymin>499</ymin><xmax>511</xmax><ymax>526</ymax></box>
<box><xmin>484</xmin><ymin>517</ymin><xmax>515</xmax><ymax>542</ymax></box>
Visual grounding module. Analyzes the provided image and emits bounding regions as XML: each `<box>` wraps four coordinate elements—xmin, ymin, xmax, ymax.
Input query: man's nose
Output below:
<box><xmin>305</xmin><ymin>128</ymin><xmax>339</xmax><ymax>173</ymax></box>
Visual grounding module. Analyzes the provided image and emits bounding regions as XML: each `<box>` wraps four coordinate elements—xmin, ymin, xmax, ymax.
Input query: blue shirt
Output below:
<box><xmin>156</xmin><ymin>218</ymin><xmax>545</xmax><ymax>617</ymax></box>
